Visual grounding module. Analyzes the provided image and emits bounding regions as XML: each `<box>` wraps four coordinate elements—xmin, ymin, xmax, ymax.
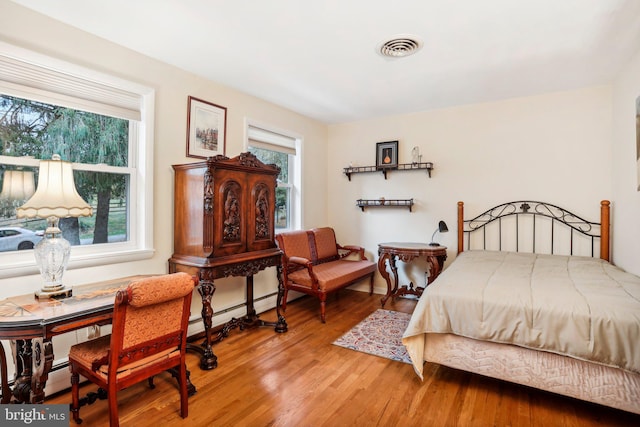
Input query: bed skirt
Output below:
<box><xmin>423</xmin><ymin>333</ymin><xmax>640</xmax><ymax>415</ymax></box>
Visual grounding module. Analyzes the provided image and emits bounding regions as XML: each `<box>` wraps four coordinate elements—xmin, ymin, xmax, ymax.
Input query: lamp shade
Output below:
<box><xmin>16</xmin><ymin>155</ymin><xmax>93</xmax><ymax>219</ymax></box>
<box><xmin>430</xmin><ymin>220</ymin><xmax>449</xmax><ymax>246</ymax></box>
<box><xmin>0</xmin><ymin>170</ymin><xmax>35</xmax><ymax>201</ymax></box>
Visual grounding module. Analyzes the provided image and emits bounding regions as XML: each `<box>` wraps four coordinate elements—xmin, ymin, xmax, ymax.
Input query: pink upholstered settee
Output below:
<box><xmin>275</xmin><ymin>227</ymin><xmax>376</xmax><ymax>322</ymax></box>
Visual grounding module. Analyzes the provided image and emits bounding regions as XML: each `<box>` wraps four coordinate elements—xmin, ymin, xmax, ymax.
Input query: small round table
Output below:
<box><xmin>378</xmin><ymin>242</ymin><xmax>447</xmax><ymax>307</ymax></box>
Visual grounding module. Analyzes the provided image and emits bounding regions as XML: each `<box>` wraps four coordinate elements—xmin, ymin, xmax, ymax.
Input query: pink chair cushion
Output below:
<box><xmin>277</xmin><ymin>230</ymin><xmax>315</xmax><ymax>261</ymax></box>
<box><xmin>288</xmin><ymin>259</ymin><xmax>376</xmax><ymax>292</ymax></box>
<box><xmin>128</xmin><ymin>272</ymin><xmax>194</xmax><ymax>307</ymax></box>
<box><xmin>311</xmin><ymin>227</ymin><xmax>339</xmax><ymax>261</ymax></box>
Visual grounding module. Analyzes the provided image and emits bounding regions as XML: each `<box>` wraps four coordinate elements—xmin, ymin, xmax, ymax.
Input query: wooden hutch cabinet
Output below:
<box><xmin>169</xmin><ymin>152</ymin><xmax>287</xmax><ymax>370</ymax></box>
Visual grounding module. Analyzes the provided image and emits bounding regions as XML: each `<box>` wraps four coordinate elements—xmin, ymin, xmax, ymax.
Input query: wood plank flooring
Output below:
<box><xmin>46</xmin><ymin>290</ymin><xmax>640</xmax><ymax>426</ymax></box>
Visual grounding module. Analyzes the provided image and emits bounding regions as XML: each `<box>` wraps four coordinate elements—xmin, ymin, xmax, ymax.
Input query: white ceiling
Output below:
<box><xmin>10</xmin><ymin>0</ymin><xmax>640</xmax><ymax>124</ymax></box>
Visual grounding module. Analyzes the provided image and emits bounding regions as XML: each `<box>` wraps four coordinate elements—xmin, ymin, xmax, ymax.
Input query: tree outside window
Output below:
<box><xmin>0</xmin><ymin>94</ymin><xmax>130</xmax><ymax>252</ymax></box>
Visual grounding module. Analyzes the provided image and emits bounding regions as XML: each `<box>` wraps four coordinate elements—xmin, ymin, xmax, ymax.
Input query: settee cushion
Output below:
<box><xmin>311</xmin><ymin>227</ymin><xmax>339</xmax><ymax>261</ymax></box>
<box><xmin>277</xmin><ymin>230</ymin><xmax>314</xmax><ymax>261</ymax></box>
<box><xmin>288</xmin><ymin>259</ymin><xmax>377</xmax><ymax>292</ymax></box>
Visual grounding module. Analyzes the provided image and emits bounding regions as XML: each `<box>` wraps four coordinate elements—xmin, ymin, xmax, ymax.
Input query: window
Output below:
<box><xmin>0</xmin><ymin>41</ymin><xmax>154</xmax><ymax>279</ymax></box>
<box><xmin>1</xmin><ymin>95</ymin><xmax>131</xmax><ymax>245</ymax></box>
<box><xmin>246</xmin><ymin>123</ymin><xmax>301</xmax><ymax>231</ymax></box>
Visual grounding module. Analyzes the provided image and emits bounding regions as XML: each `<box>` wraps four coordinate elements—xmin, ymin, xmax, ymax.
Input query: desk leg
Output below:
<box><xmin>379</xmin><ymin>252</ymin><xmax>398</xmax><ymax>307</ymax></box>
<box><xmin>189</xmin><ymin>278</ymin><xmax>218</xmax><ymax>370</ymax></box>
<box><xmin>0</xmin><ymin>342</ymin><xmax>9</xmax><ymax>404</ymax></box>
<box><xmin>30</xmin><ymin>338</ymin><xmax>53</xmax><ymax>404</ymax></box>
<box><xmin>6</xmin><ymin>338</ymin><xmax>53</xmax><ymax>404</ymax></box>
<box><xmin>426</xmin><ymin>254</ymin><xmax>447</xmax><ymax>285</ymax></box>
<box><xmin>10</xmin><ymin>339</ymin><xmax>32</xmax><ymax>403</ymax></box>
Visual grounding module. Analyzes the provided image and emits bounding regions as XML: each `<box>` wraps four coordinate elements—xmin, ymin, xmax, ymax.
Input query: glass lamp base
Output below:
<box><xmin>34</xmin><ymin>217</ymin><xmax>72</xmax><ymax>298</ymax></box>
<box><xmin>35</xmin><ymin>286</ymin><xmax>72</xmax><ymax>299</ymax></box>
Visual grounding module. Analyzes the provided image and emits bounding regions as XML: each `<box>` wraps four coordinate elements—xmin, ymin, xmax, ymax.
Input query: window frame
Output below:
<box><xmin>245</xmin><ymin>119</ymin><xmax>302</xmax><ymax>232</ymax></box>
<box><xmin>0</xmin><ymin>42</ymin><xmax>154</xmax><ymax>279</ymax></box>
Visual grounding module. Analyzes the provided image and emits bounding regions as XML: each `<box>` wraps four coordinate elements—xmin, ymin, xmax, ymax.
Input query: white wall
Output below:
<box><xmin>2</xmin><ymin>0</ymin><xmax>637</xmax><ymax>400</ymax></box>
<box><xmin>612</xmin><ymin>45</ymin><xmax>640</xmax><ymax>276</ymax></box>
<box><xmin>328</xmin><ymin>86</ymin><xmax>613</xmax><ymax>293</ymax></box>
<box><xmin>0</xmin><ymin>1</ymin><xmax>328</xmax><ymax>395</ymax></box>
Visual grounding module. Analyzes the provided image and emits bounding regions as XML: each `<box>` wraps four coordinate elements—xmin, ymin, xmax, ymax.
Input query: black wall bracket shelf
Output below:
<box><xmin>356</xmin><ymin>198</ymin><xmax>414</xmax><ymax>212</ymax></box>
<box><xmin>343</xmin><ymin>162</ymin><xmax>433</xmax><ymax>180</ymax></box>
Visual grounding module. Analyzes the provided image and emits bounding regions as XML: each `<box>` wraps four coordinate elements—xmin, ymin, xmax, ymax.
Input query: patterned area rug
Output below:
<box><xmin>333</xmin><ymin>309</ymin><xmax>412</xmax><ymax>364</ymax></box>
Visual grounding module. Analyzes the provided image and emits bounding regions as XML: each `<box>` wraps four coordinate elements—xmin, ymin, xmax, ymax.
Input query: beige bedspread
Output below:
<box><xmin>402</xmin><ymin>251</ymin><xmax>640</xmax><ymax>380</ymax></box>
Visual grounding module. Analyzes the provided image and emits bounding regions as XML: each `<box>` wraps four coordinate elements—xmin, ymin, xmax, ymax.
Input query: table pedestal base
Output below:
<box><xmin>378</xmin><ymin>242</ymin><xmax>447</xmax><ymax>307</ymax></box>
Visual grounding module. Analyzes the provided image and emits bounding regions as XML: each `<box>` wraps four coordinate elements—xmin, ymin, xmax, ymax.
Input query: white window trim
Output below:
<box><xmin>0</xmin><ymin>42</ymin><xmax>155</xmax><ymax>279</ymax></box>
<box><xmin>244</xmin><ymin>118</ymin><xmax>302</xmax><ymax>232</ymax></box>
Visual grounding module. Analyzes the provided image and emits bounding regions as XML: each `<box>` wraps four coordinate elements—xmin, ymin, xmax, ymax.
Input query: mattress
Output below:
<box><xmin>403</xmin><ymin>250</ymin><xmax>640</xmax><ymax>379</ymax></box>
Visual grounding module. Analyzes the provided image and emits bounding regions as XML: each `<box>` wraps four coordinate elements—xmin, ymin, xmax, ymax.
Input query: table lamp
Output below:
<box><xmin>429</xmin><ymin>220</ymin><xmax>449</xmax><ymax>246</ymax></box>
<box><xmin>1</xmin><ymin>169</ymin><xmax>35</xmax><ymax>201</ymax></box>
<box><xmin>16</xmin><ymin>155</ymin><xmax>93</xmax><ymax>298</ymax></box>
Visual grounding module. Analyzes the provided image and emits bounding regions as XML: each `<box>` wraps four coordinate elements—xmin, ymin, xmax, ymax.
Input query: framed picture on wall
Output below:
<box><xmin>186</xmin><ymin>96</ymin><xmax>227</xmax><ymax>159</ymax></box>
<box><xmin>376</xmin><ymin>140</ymin><xmax>398</xmax><ymax>169</ymax></box>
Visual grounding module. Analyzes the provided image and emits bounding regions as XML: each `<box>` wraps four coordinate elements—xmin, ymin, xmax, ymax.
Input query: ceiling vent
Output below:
<box><xmin>378</xmin><ymin>35</ymin><xmax>423</xmax><ymax>58</ymax></box>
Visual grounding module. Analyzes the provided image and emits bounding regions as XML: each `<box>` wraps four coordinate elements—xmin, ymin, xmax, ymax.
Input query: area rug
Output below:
<box><xmin>333</xmin><ymin>309</ymin><xmax>412</xmax><ymax>364</ymax></box>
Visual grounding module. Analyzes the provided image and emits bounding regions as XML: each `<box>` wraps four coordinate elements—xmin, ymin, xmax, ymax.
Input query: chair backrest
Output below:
<box><xmin>310</xmin><ymin>227</ymin><xmax>339</xmax><ymax>262</ymax></box>
<box><xmin>105</xmin><ymin>273</ymin><xmax>195</xmax><ymax>373</ymax></box>
<box><xmin>276</xmin><ymin>230</ymin><xmax>316</xmax><ymax>262</ymax></box>
<box><xmin>276</xmin><ymin>227</ymin><xmax>343</xmax><ymax>266</ymax></box>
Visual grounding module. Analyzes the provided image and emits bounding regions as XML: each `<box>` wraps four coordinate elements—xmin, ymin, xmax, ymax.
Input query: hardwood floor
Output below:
<box><xmin>47</xmin><ymin>290</ymin><xmax>640</xmax><ymax>426</ymax></box>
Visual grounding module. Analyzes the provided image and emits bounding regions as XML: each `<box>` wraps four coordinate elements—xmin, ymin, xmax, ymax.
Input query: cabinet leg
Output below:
<box><xmin>190</xmin><ymin>278</ymin><xmax>218</xmax><ymax>370</ymax></box>
<box><xmin>274</xmin><ymin>265</ymin><xmax>288</xmax><ymax>333</ymax></box>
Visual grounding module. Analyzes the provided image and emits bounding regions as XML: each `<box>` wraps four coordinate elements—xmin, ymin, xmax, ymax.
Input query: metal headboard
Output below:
<box><xmin>457</xmin><ymin>200</ymin><xmax>610</xmax><ymax>261</ymax></box>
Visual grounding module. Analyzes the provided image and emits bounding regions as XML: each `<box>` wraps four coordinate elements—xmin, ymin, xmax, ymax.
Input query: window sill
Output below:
<box><xmin>0</xmin><ymin>247</ymin><xmax>155</xmax><ymax>279</ymax></box>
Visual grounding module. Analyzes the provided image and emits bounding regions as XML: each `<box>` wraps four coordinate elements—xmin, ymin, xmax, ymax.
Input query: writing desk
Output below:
<box><xmin>378</xmin><ymin>242</ymin><xmax>447</xmax><ymax>307</ymax></box>
<box><xmin>0</xmin><ymin>276</ymin><xmax>147</xmax><ymax>404</ymax></box>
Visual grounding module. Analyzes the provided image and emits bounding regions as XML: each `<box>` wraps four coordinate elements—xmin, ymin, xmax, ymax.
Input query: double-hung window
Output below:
<box><xmin>0</xmin><ymin>42</ymin><xmax>154</xmax><ymax>279</ymax></box>
<box><xmin>246</xmin><ymin>123</ymin><xmax>301</xmax><ymax>231</ymax></box>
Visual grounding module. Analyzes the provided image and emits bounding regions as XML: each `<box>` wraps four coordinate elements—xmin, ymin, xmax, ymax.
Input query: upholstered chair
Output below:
<box><xmin>68</xmin><ymin>273</ymin><xmax>196</xmax><ymax>426</ymax></box>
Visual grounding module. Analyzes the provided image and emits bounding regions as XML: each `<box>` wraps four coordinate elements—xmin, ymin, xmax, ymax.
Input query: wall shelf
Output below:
<box><xmin>344</xmin><ymin>162</ymin><xmax>433</xmax><ymax>180</ymax></box>
<box><xmin>356</xmin><ymin>198</ymin><xmax>414</xmax><ymax>212</ymax></box>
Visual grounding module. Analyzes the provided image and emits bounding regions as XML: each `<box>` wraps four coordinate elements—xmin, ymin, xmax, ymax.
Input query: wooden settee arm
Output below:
<box><xmin>286</xmin><ymin>256</ymin><xmax>320</xmax><ymax>290</ymax></box>
<box><xmin>288</xmin><ymin>256</ymin><xmax>312</xmax><ymax>266</ymax></box>
<box><xmin>338</xmin><ymin>244</ymin><xmax>367</xmax><ymax>260</ymax></box>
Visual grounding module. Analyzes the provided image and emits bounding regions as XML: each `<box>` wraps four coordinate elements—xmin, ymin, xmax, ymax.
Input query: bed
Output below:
<box><xmin>402</xmin><ymin>200</ymin><xmax>640</xmax><ymax>414</ymax></box>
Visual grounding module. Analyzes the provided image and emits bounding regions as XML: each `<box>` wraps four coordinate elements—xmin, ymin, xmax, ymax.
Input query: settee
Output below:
<box><xmin>275</xmin><ymin>227</ymin><xmax>376</xmax><ymax>322</ymax></box>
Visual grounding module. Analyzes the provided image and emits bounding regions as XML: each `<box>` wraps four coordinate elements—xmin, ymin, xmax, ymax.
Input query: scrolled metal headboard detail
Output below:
<box><xmin>457</xmin><ymin>200</ymin><xmax>611</xmax><ymax>261</ymax></box>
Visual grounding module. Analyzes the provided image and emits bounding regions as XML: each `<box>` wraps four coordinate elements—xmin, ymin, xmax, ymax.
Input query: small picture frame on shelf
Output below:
<box><xmin>186</xmin><ymin>96</ymin><xmax>227</xmax><ymax>159</ymax></box>
<box><xmin>376</xmin><ymin>140</ymin><xmax>398</xmax><ymax>169</ymax></box>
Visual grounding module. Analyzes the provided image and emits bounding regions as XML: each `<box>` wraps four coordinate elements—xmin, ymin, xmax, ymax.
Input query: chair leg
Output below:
<box><xmin>70</xmin><ymin>367</ymin><xmax>82</xmax><ymax>424</ymax></box>
<box><xmin>281</xmin><ymin>288</ymin><xmax>289</xmax><ymax>311</ymax></box>
<box><xmin>369</xmin><ymin>274</ymin><xmax>374</xmax><ymax>295</ymax></box>
<box><xmin>179</xmin><ymin>362</ymin><xmax>188</xmax><ymax>418</ymax></box>
<box><xmin>107</xmin><ymin>384</ymin><xmax>119</xmax><ymax>427</ymax></box>
<box><xmin>319</xmin><ymin>296</ymin><xmax>327</xmax><ymax>323</ymax></box>
<box><xmin>148</xmin><ymin>376</ymin><xmax>155</xmax><ymax>389</ymax></box>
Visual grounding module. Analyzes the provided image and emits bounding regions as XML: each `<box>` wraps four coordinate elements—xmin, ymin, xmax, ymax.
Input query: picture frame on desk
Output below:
<box><xmin>186</xmin><ymin>96</ymin><xmax>227</xmax><ymax>159</ymax></box>
<box><xmin>376</xmin><ymin>140</ymin><xmax>398</xmax><ymax>169</ymax></box>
